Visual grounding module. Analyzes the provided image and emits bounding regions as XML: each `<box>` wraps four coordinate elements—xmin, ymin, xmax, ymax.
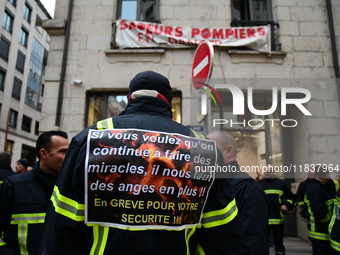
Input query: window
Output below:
<box><xmin>86</xmin><ymin>92</ymin><xmax>182</xmax><ymax>127</ymax></box>
<box><xmin>9</xmin><ymin>109</ymin><xmax>18</xmax><ymax>128</ymax></box>
<box><xmin>26</xmin><ymin>38</ymin><xmax>45</xmax><ymax>111</ymax></box>
<box><xmin>9</xmin><ymin>0</ymin><xmax>16</xmax><ymax>6</ymax></box>
<box><xmin>19</xmin><ymin>27</ymin><xmax>29</xmax><ymax>47</ymax></box>
<box><xmin>118</xmin><ymin>0</ymin><xmax>159</xmax><ymax>22</ymax></box>
<box><xmin>0</xmin><ymin>68</ymin><xmax>5</xmax><ymax>91</ymax></box>
<box><xmin>0</xmin><ymin>36</ymin><xmax>11</xmax><ymax>61</ymax></box>
<box><xmin>2</xmin><ymin>10</ymin><xmax>14</xmax><ymax>33</ymax></box>
<box><xmin>21</xmin><ymin>115</ymin><xmax>32</xmax><ymax>132</ymax></box>
<box><xmin>23</xmin><ymin>2</ymin><xmax>32</xmax><ymax>23</ymax></box>
<box><xmin>12</xmin><ymin>77</ymin><xmax>22</xmax><ymax>100</ymax></box>
<box><xmin>231</xmin><ymin>0</ymin><xmax>280</xmax><ymax>50</ymax></box>
<box><xmin>16</xmin><ymin>51</ymin><xmax>26</xmax><ymax>73</ymax></box>
<box><xmin>35</xmin><ymin>121</ymin><xmax>39</xmax><ymax>135</ymax></box>
<box><xmin>6</xmin><ymin>140</ymin><xmax>14</xmax><ymax>154</ymax></box>
<box><xmin>232</xmin><ymin>0</ymin><xmax>272</xmax><ymax>21</ymax></box>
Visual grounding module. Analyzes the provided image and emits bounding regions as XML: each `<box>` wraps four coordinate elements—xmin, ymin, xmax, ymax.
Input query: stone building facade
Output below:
<box><xmin>42</xmin><ymin>0</ymin><xmax>340</xmax><ymax>239</ymax></box>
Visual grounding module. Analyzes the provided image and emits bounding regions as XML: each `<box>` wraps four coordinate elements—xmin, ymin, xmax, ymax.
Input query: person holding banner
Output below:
<box><xmin>207</xmin><ymin>130</ymin><xmax>270</xmax><ymax>255</ymax></box>
<box><xmin>41</xmin><ymin>71</ymin><xmax>242</xmax><ymax>254</ymax></box>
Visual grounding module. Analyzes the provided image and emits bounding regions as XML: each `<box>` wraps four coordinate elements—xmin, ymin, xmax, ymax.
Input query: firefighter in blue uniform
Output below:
<box><xmin>0</xmin><ymin>131</ymin><xmax>69</xmax><ymax>254</ymax></box>
<box><xmin>329</xmin><ymin>189</ymin><xmax>340</xmax><ymax>254</ymax></box>
<box><xmin>304</xmin><ymin>167</ymin><xmax>336</xmax><ymax>255</ymax></box>
<box><xmin>207</xmin><ymin>130</ymin><xmax>270</xmax><ymax>255</ymax></box>
<box><xmin>296</xmin><ymin>172</ymin><xmax>314</xmax><ymax>221</ymax></box>
<box><xmin>41</xmin><ymin>71</ymin><xmax>242</xmax><ymax>255</ymax></box>
<box><xmin>258</xmin><ymin>165</ymin><xmax>295</xmax><ymax>255</ymax></box>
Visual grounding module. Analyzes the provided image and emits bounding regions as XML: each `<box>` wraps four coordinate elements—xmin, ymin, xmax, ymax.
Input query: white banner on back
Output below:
<box><xmin>115</xmin><ymin>19</ymin><xmax>270</xmax><ymax>52</ymax></box>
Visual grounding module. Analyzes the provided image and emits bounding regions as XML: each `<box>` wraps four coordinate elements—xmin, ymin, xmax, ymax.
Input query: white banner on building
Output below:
<box><xmin>115</xmin><ymin>19</ymin><xmax>270</xmax><ymax>52</ymax></box>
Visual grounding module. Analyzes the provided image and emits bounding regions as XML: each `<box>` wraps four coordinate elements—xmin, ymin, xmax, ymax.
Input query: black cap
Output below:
<box><xmin>127</xmin><ymin>71</ymin><xmax>173</xmax><ymax>104</ymax></box>
<box><xmin>17</xmin><ymin>158</ymin><xmax>28</xmax><ymax>168</ymax></box>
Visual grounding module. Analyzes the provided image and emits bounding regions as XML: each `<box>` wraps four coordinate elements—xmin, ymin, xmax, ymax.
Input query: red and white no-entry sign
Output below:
<box><xmin>191</xmin><ymin>40</ymin><xmax>214</xmax><ymax>90</ymax></box>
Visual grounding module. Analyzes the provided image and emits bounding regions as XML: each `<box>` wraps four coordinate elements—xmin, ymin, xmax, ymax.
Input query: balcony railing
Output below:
<box><xmin>231</xmin><ymin>20</ymin><xmax>281</xmax><ymax>51</ymax></box>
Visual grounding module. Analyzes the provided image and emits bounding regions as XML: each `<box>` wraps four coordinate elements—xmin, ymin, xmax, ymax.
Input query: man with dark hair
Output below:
<box><xmin>42</xmin><ymin>71</ymin><xmax>242</xmax><ymax>255</ymax></box>
<box><xmin>0</xmin><ymin>151</ymin><xmax>16</xmax><ymax>183</ymax></box>
<box><xmin>304</xmin><ymin>166</ymin><xmax>334</xmax><ymax>254</ymax></box>
<box><xmin>0</xmin><ymin>131</ymin><xmax>69</xmax><ymax>255</ymax></box>
<box><xmin>207</xmin><ymin>130</ymin><xmax>269</xmax><ymax>255</ymax></box>
<box><xmin>15</xmin><ymin>158</ymin><xmax>29</xmax><ymax>174</ymax></box>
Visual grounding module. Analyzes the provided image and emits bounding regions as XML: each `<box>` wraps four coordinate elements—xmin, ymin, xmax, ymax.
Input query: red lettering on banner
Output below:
<box><xmin>239</xmin><ymin>29</ymin><xmax>246</xmax><ymax>39</ymax></box>
<box><xmin>120</xmin><ymin>20</ymin><xmax>128</xmax><ymax>30</ymax></box>
<box><xmin>225</xmin><ymin>29</ymin><xmax>233</xmax><ymax>39</ymax></box>
<box><xmin>164</xmin><ymin>26</ymin><xmax>173</xmax><ymax>36</ymax></box>
<box><xmin>129</xmin><ymin>22</ymin><xmax>137</xmax><ymax>30</ymax></box>
<box><xmin>191</xmin><ymin>28</ymin><xmax>200</xmax><ymax>38</ymax></box>
<box><xmin>201</xmin><ymin>28</ymin><xmax>211</xmax><ymax>39</ymax></box>
<box><xmin>168</xmin><ymin>37</ymin><xmax>177</xmax><ymax>44</ymax></box>
<box><xmin>247</xmin><ymin>28</ymin><xmax>256</xmax><ymax>37</ymax></box>
<box><xmin>212</xmin><ymin>29</ymin><xmax>224</xmax><ymax>39</ymax></box>
<box><xmin>175</xmin><ymin>27</ymin><xmax>183</xmax><ymax>37</ymax></box>
<box><xmin>235</xmin><ymin>29</ymin><xmax>239</xmax><ymax>39</ymax></box>
<box><xmin>138</xmin><ymin>33</ymin><xmax>155</xmax><ymax>43</ymax></box>
<box><xmin>146</xmin><ymin>24</ymin><xmax>154</xmax><ymax>33</ymax></box>
<box><xmin>116</xmin><ymin>20</ymin><xmax>268</xmax><ymax>51</ymax></box>
<box><xmin>138</xmin><ymin>23</ymin><xmax>146</xmax><ymax>30</ymax></box>
<box><xmin>154</xmin><ymin>25</ymin><xmax>164</xmax><ymax>35</ymax></box>
<box><xmin>258</xmin><ymin>27</ymin><xmax>265</xmax><ymax>36</ymax></box>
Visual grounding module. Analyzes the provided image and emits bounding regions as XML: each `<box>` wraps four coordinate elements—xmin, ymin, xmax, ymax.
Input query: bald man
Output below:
<box><xmin>207</xmin><ymin>130</ymin><xmax>269</xmax><ymax>255</ymax></box>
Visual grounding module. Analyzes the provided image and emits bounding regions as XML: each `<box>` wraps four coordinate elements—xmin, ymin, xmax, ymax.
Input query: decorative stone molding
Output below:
<box><xmin>42</xmin><ymin>19</ymin><xmax>66</xmax><ymax>36</ymax></box>
<box><xmin>228</xmin><ymin>49</ymin><xmax>287</xmax><ymax>64</ymax></box>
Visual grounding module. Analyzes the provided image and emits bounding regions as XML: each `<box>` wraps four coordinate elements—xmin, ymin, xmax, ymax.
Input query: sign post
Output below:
<box><xmin>191</xmin><ymin>40</ymin><xmax>214</xmax><ymax>89</ymax></box>
<box><xmin>191</xmin><ymin>41</ymin><xmax>214</xmax><ymax>120</ymax></box>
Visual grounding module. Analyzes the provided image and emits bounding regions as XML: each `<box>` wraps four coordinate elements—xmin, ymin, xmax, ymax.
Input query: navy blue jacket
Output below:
<box><xmin>0</xmin><ymin>162</ymin><xmax>57</xmax><ymax>255</ymax></box>
<box><xmin>304</xmin><ymin>179</ymin><xmax>334</xmax><ymax>241</ymax></box>
<box><xmin>228</xmin><ymin>161</ymin><xmax>269</xmax><ymax>255</ymax></box>
<box><xmin>42</xmin><ymin>97</ymin><xmax>242</xmax><ymax>255</ymax></box>
<box><xmin>0</xmin><ymin>165</ymin><xmax>16</xmax><ymax>183</ymax></box>
<box><xmin>258</xmin><ymin>177</ymin><xmax>295</xmax><ymax>225</ymax></box>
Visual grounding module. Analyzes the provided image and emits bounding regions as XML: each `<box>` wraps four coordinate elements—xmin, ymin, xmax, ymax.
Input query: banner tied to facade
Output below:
<box><xmin>85</xmin><ymin>129</ymin><xmax>216</xmax><ymax>230</ymax></box>
<box><xmin>115</xmin><ymin>19</ymin><xmax>270</xmax><ymax>52</ymax></box>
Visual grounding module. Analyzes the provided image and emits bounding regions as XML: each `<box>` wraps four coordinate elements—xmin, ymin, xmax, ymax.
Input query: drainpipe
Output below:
<box><xmin>55</xmin><ymin>0</ymin><xmax>73</xmax><ymax>126</ymax></box>
<box><xmin>326</xmin><ymin>0</ymin><xmax>340</xmax><ymax>109</ymax></box>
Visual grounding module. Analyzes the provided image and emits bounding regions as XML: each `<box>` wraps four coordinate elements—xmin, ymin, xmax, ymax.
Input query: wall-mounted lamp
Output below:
<box><xmin>73</xmin><ymin>80</ymin><xmax>83</xmax><ymax>85</ymax></box>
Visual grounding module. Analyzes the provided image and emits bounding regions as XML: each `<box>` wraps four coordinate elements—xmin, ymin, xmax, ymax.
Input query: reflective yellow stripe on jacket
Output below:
<box><xmin>334</xmin><ymin>180</ymin><xmax>339</xmax><ymax>192</ymax></box>
<box><xmin>90</xmin><ymin>225</ymin><xmax>109</xmax><ymax>255</ymax></box>
<box><xmin>331</xmin><ymin>239</ymin><xmax>340</xmax><ymax>252</ymax></box>
<box><xmin>264</xmin><ymin>189</ymin><xmax>285</xmax><ymax>225</ymax></box>
<box><xmin>201</xmin><ymin>198</ymin><xmax>238</xmax><ymax>228</ymax></box>
<box><xmin>97</xmin><ymin>117</ymin><xmax>114</xmax><ymax>130</ymax></box>
<box><xmin>308</xmin><ymin>231</ymin><xmax>330</xmax><ymax>241</ymax></box>
<box><xmin>304</xmin><ymin>195</ymin><xmax>332</xmax><ymax>241</ymax></box>
<box><xmin>10</xmin><ymin>213</ymin><xmax>46</xmax><ymax>255</ymax></box>
<box><xmin>329</xmin><ymin>196</ymin><xmax>340</xmax><ymax>252</ymax></box>
<box><xmin>195</xmin><ymin>242</ymin><xmax>205</xmax><ymax>255</ymax></box>
<box><xmin>51</xmin><ymin>186</ymin><xmax>85</xmax><ymax>221</ymax></box>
